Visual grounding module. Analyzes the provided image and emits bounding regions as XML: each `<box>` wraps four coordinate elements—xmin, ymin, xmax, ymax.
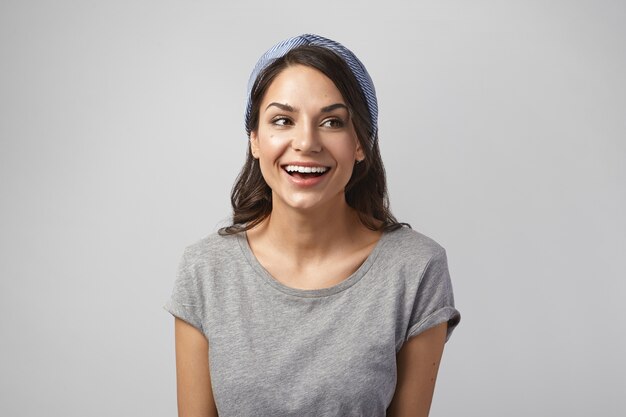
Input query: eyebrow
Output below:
<box><xmin>265</xmin><ymin>102</ymin><xmax>349</xmax><ymax>113</ymax></box>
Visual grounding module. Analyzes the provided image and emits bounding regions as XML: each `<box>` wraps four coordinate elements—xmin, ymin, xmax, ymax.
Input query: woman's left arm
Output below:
<box><xmin>386</xmin><ymin>322</ymin><xmax>448</xmax><ymax>417</ymax></box>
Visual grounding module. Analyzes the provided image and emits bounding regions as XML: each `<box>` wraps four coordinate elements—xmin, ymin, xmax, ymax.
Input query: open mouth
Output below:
<box><xmin>282</xmin><ymin>164</ymin><xmax>330</xmax><ymax>179</ymax></box>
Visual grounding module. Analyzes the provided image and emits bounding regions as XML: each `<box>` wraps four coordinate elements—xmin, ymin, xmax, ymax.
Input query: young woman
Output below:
<box><xmin>165</xmin><ymin>34</ymin><xmax>461</xmax><ymax>417</ymax></box>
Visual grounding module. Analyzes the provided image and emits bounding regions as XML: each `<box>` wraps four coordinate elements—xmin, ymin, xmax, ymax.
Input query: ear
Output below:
<box><xmin>250</xmin><ymin>131</ymin><xmax>260</xmax><ymax>159</ymax></box>
<box><xmin>355</xmin><ymin>138</ymin><xmax>365</xmax><ymax>163</ymax></box>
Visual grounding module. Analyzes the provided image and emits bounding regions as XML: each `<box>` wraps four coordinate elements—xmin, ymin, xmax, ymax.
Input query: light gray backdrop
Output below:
<box><xmin>1</xmin><ymin>0</ymin><xmax>624</xmax><ymax>416</ymax></box>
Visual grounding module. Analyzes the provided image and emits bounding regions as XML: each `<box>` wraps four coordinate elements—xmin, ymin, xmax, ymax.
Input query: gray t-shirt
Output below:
<box><xmin>163</xmin><ymin>225</ymin><xmax>460</xmax><ymax>416</ymax></box>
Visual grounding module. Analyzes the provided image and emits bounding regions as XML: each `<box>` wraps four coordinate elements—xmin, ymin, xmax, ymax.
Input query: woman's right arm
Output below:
<box><xmin>174</xmin><ymin>317</ymin><xmax>219</xmax><ymax>417</ymax></box>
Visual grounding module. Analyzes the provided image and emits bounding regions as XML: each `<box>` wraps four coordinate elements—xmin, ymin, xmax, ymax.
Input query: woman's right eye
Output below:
<box><xmin>271</xmin><ymin>117</ymin><xmax>293</xmax><ymax>127</ymax></box>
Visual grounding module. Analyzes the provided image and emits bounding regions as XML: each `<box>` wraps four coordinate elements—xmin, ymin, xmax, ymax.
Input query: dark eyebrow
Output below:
<box><xmin>264</xmin><ymin>102</ymin><xmax>349</xmax><ymax>113</ymax></box>
<box><xmin>320</xmin><ymin>103</ymin><xmax>349</xmax><ymax>113</ymax></box>
<box><xmin>265</xmin><ymin>102</ymin><xmax>298</xmax><ymax>112</ymax></box>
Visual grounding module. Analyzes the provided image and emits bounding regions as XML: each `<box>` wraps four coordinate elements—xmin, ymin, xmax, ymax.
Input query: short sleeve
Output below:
<box><xmin>163</xmin><ymin>249</ymin><xmax>205</xmax><ymax>333</ymax></box>
<box><xmin>406</xmin><ymin>248</ymin><xmax>461</xmax><ymax>343</ymax></box>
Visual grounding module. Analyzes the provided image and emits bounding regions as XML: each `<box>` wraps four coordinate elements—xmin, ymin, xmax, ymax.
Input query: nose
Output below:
<box><xmin>291</xmin><ymin>122</ymin><xmax>322</xmax><ymax>153</ymax></box>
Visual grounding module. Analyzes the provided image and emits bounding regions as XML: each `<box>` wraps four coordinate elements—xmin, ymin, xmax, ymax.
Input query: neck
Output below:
<box><xmin>254</xmin><ymin>194</ymin><xmax>363</xmax><ymax>262</ymax></box>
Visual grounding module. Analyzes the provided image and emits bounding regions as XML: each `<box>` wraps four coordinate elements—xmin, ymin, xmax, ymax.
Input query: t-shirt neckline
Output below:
<box><xmin>236</xmin><ymin>228</ymin><xmax>390</xmax><ymax>298</ymax></box>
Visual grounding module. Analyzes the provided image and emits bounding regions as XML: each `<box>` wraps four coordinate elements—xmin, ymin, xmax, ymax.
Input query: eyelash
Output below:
<box><xmin>321</xmin><ymin>118</ymin><xmax>345</xmax><ymax>128</ymax></box>
<box><xmin>271</xmin><ymin>116</ymin><xmax>293</xmax><ymax>127</ymax></box>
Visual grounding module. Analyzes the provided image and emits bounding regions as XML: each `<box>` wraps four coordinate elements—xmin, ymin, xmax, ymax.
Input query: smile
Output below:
<box><xmin>282</xmin><ymin>164</ymin><xmax>330</xmax><ymax>179</ymax></box>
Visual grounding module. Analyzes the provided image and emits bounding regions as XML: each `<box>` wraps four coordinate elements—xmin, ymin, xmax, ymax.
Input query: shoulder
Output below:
<box><xmin>381</xmin><ymin>225</ymin><xmax>447</xmax><ymax>267</ymax></box>
<box><xmin>179</xmin><ymin>231</ymin><xmax>242</xmax><ymax>270</ymax></box>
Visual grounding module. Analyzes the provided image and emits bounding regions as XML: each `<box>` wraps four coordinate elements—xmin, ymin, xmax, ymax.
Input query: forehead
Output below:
<box><xmin>261</xmin><ymin>64</ymin><xmax>345</xmax><ymax>108</ymax></box>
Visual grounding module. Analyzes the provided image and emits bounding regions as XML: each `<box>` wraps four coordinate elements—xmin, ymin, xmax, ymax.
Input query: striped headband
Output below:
<box><xmin>244</xmin><ymin>34</ymin><xmax>379</xmax><ymax>144</ymax></box>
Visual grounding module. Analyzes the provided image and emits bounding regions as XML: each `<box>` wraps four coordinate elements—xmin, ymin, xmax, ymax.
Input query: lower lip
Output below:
<box><xmin>282</xmin><ymin>169</ymin><xmax>330</xmax><ymax>188</ymax></box>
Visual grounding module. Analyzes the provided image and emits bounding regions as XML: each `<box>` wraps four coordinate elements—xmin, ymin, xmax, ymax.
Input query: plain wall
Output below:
<box><xmin>1</xmin><ymin>0</ymin><xmax>624</xmax><ymax>415</ymax></box>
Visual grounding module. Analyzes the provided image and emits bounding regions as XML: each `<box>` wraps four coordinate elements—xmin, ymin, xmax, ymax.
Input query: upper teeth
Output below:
<box><xmin>285</xmin><ymin>165</ymin><xmax>328</xmax><ymax>173</ymax></box>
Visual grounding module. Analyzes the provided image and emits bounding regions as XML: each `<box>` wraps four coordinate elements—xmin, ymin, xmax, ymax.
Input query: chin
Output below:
<box><xmin>276</xmin><ymin>191</ymin><xmax>346</xmax><ymax>213</ymax></box>
<box><xmin>284</xmin><ymin>197</ymin><xmax>325</xmax><ymax>211</ymax></box>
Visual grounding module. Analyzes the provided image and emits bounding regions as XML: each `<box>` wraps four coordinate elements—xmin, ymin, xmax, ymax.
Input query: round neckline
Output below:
<box><xmin>236</xmin><ymin>229</ymin><xmax>390</xmax><ymax>298</ymax></box>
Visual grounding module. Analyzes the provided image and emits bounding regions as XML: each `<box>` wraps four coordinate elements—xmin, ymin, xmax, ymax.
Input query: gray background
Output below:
<box><xmin>1</xmin><ymin>0</ymin><xmax>624</xmax><ymax>416</ymax></box>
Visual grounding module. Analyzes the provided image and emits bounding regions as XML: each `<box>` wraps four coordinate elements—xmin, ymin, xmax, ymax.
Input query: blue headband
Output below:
<box><xmin>244</xmin><ymin>34</ymin><xmax>378</xmax><ymax>144</ymax></box>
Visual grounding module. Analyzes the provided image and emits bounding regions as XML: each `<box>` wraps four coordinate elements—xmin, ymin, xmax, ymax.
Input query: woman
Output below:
<box><xmin>165</xmin><ymin>34</ymin><xmax>460</xmax><ymax>417</ymax></box>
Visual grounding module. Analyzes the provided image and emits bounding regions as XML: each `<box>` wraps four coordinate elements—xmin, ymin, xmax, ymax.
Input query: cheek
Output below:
<box><xmin>333</xmin><ymin>141</ymin><xmax>359</xmax><ymax>162</ymax></box>
<box><xmin>256</xmin><ymin>156</ymin><xmax>277</xmax><ymax>188</ymax></box>
<box><xmin>260</xmin><ymin>132</ymin><xmax>289</xmax><ymax>153</ymax></box>
<box><xmin>256</xmin><ymin>135</ymin><xmax>288</xmax><ymax>173</ymax></box>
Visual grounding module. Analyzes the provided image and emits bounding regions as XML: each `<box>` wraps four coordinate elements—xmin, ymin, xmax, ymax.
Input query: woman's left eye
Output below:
<box><xmin>271</xmin><ymin>117</ymin><xmax>292</xmax><ymax>126</ymax></box>
<box><xmin>321</xmin><ymin>118</ymin><xmax>344</xmax><ymax>128</ymax></box>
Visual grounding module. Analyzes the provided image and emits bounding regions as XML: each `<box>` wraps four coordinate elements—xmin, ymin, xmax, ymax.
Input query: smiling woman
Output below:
<box><xmin>164</xmin><ymin>34</ymin><xmax>461</xmax><ymax>417</ymax></box>
<box><xmin>249</xmin><ymin>64</ymin><xmax>363</xmax><ymax>213</ymax></box>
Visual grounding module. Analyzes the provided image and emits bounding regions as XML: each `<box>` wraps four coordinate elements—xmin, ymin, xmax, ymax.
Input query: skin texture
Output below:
<box><xmin>386</xmin><ymin>322</ymin><xmax>448</xmax><ymax>417</ymax></box>
<box><xmin>173</xmin><ymin>64</ymin><xmax>449</xmax><ymax>416</ymax></box>
<box><xmin>174</xmin><ymin>318</ymin><xmax>218</xmax><ymax>417</ymax></box>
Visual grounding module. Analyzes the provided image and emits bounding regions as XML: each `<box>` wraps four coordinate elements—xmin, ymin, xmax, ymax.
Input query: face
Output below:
<box><xmin>250</xmin><ymin>64</ymin><xmax>364</xmax><ymax>213</ymax></box>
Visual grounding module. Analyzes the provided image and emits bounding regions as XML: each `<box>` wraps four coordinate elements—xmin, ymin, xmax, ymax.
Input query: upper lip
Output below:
<box><xmin>281</xmin><ymin>161</ymin><xmax>330</xmax><ymax>168</ymax></box>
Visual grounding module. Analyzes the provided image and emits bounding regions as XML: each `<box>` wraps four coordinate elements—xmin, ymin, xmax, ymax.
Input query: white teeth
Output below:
<box><xmin>284</xmin><ymin>165</ymin><xmax>329</xmax><ymax>174</ymax></box>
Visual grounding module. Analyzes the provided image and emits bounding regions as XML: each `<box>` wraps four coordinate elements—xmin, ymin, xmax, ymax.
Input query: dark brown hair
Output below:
<box><xmin>218</xmin><ymin>45</ymin><xmax>407</xmax><ymax>235</ymax></box>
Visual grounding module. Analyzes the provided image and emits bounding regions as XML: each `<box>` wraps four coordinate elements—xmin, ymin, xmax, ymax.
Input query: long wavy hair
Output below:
<box><xmin>218</xmin><ymin>45</ymin><xmax>407</xmax><ymax>235</ymax></box>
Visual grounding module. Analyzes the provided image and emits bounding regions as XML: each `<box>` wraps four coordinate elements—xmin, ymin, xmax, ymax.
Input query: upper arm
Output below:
<box><xmin>174</xmin><ymin>317</ymin><xmax>218</xmax><ymax>417</ymax></box>
<box><xmin>386</xmin><ymin>322</ymin><xmax>448</xmax><ymax>417</ymax></box>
